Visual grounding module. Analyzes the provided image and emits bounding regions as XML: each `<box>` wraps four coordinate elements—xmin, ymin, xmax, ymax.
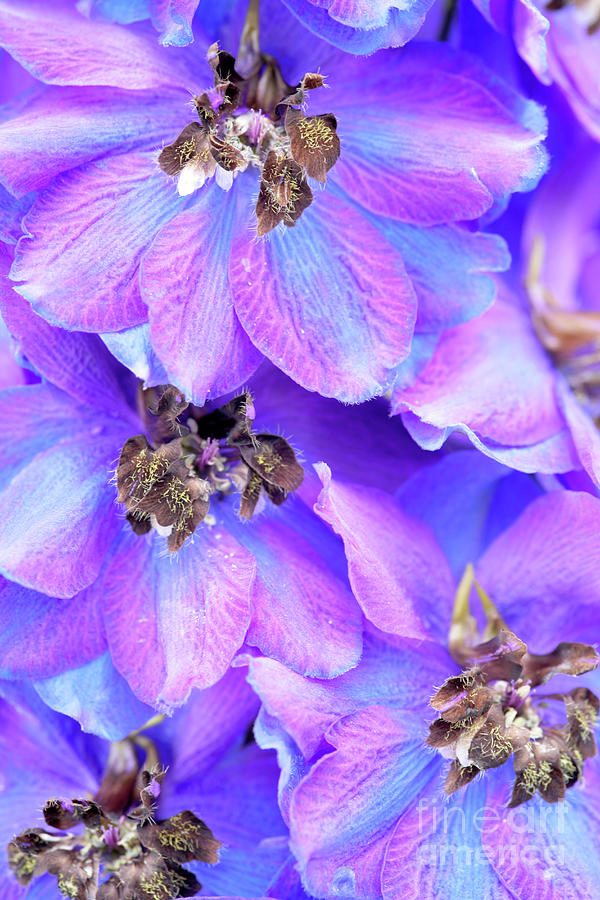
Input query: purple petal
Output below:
<box><xmin>101</xmin><ymin>323</ymin><xmax>169</xmax><ymax>387</ymax></box>
<box><xmin>227</xmin><ymin>510</ymin><xmax>363</xmax><ymax>679</ymax></box>
<box><xmin>314</xmin><ymin>463</ymin><xmax>455</xmax><ymax>642</ymax></box>
<box><xmin>326</xmin><ymin>43</ymin><xmax>547</xmax><ymax>225</ymax></box>
<box><xmin>0</xmin><ymin>289</ymin><xmax>138</xmax><ymax>423</ymax></box>
<box><xmin>165</xmin><ymin>667</ymin><xmax>260</xmax><ymax>783</ymax></box>
<box><xmin>401</xmin><ymin>411</ymin><xmax>581</xmax><ymax>476</ymax></box>
<box><xmin>556</xmin><ymin>373</ymin><xmax>600</xmax><ymax>488</ymax></box>
<box><xmin>481</xmin><ymin>763</ymin><xmax>600</xmax><ymax>900</ymax></box>
<box><xmin>547</xmin><ymin>11</ymin><xmax>600</xmax><ymax>140</ymax></box>
<box><xmin>382</xmin><ymin>775</ymin><xmax>507</xmax><ymax>899</ymax></box>
<box><xmin>100</xmin><ymin>526</ymin><xmax>255</xmax><ymax>710</ymax></box>
<box><xmin>0</xmin><ymin>431</ymin><xmax>125</xmax><ymax>598</ymax></box>
<box><xmin>0</xmin><ymin>682</ymin><xmax>103</xmax><ymax>853</ymax></box>
<box><xmin>0</xmin><ymin>382</ymin><xmax>94</xmax><ymax>492</ymax></box>
<box><xmin>378</xmin><ymin>219</ymin><xmax>509</xmax><ymax>330</ymax></box>
<box><xmin>141</xmin><ymin>188</ymin><xmax>263</xmax><ymax>404</ymax></box>
<box><xmin>230</xmin><ymin>184</ymin><xmax>417</xmax><ymax>402</ymax></box>
<box><xmin>11</xmin><ymin>151</ymin><xmax>185</xmax><ymax>332</ymax></box>
<box><xmin>151</xmin><ymin>0</ymin><xmax>199</xmax><ymax>46</ymax></box>
<box><xmin>476</xmin><ymin>490</ymin><xmax>600</xmax><ymax>648</ymax></box>
<box><xmin>289</xmin><ymin>706</ymin><xmax>435</xmax><ymax>899</ymax></box>
<box><xmin>245</xmin><ymin>630</ymin><xmax>451</xmax><ymax>759</ymax></box>
<box><xmin>0</xmin><ymin>577</ymin><xmax>106</xmax><ymax>679</ymax></box>
<box><xmin>0</xmin><ymin>85</ymin><xmax>188</xmax><ymax>196</ymax></box>
<box><xmin>281</xmin><ymin>0</ymin><xmax>435</xmax><ymax>53</ymax></box>
<box><xmin>393</xmin><ymin>296</ymin><xmax>567</xmax><ymax>447</ymax></box>
<box><xmin>33</xmin><ymin>652</ymin><xmax>155</xmax><ymax>740</ymax></box>
<box><xmin>0</xmin><ymin>183</ymin><xmax>32</xmax><ymax>244</ymax></box>
<box><xmin>0</xmin><ymin>0</ymin><xmax>191</xmax><ymax>89</ymax></box>
<box><xmin>397</xmin><ymin>450</ymin><xmax>511</xmax><ymax>579</ymax></box>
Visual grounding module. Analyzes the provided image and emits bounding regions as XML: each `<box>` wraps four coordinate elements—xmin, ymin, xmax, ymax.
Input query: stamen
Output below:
<box><xmin>7</xmin><ymin>727</ymin><xmax>220</xmax><ymax>900</ymax></box>
<box><xmin>116</xmin><ymin>386</ymin><xmax>303</xmax><ymax>551</ymax></box>
<box><xmin>158</xmin><ymin>23</ymin><xmax>340</xmax><ymax>232</ymax></box>
<box><xmin>428</xmin><ymin>565</ymin><xmax>600</xmax><ymax>807</ymax></box>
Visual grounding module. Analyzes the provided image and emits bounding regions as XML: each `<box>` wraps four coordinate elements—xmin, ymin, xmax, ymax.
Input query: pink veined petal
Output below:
<box><xmin>141</xmin><ymin>185</ymin><xmax>263</xmax><ymax>406</ymax></box>
<box><xmin>11</xmin><ymin>151</ymin><xmax>185</xmax><ymax>333</ymax></box>
<box><xmin>0</xmin><ymin>0</ymin><xmax>192</xmax><ymax>89</ymax></box>
<box><xmin>100</xmin><ymin>525</ymin><xmax>256</xmax><ymax>711</ymax></box>
<box><xmin>230</xmin><ymin>183</ymin><xmax>417</xmax><ymax>403</ymax></box>
<box><xmin>313</xmin><ymin>463</ymin><xmax>455</xmax><ymax>643</ymax></box>
<box><xmin>0</xmin><ymin>430</ymin><xmax>126</xmax><ymax>599</ymax></box>
<box><xmin>393</xmin><ymin>296</ymin><xmax>566</xmax><ymax>447</ymax></box>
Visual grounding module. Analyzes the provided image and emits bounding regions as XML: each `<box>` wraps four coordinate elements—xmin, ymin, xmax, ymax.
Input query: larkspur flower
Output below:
<box><xmin>0</xmin><ymin>0</ymin><xmax>546</xmax><ymax>403</ymax></box>
<box><xmin>0</xmin><ymin>669</ymin><xmax>304</xmax><ymax>900</ymax></box>
<box><xmin>0</xmin><ymin>280</ymin><xmax>442</xmax><ymax>710</ymax></box>
<box><xmin>240</xmin><ymin>452</ymin><xmax>600</xmax><ymax>899</ymax></box>
<box><xmin>392</xmin><ymin>130</ymin><xmax>600</xmax><ymax>491</ymax></box>
<box><xmin>466</xmin><ymin>0</ymin><xmax>600</xmax><ymax>140</ymax></box>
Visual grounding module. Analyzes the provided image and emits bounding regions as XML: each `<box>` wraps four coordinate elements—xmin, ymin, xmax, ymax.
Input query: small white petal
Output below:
<box><xmin>215</xmin><ymin>165</ymin><xmax>234</xmax><ymax>192</ymax></box>
<box><xmin>178</xmin><ymin>163</ymin><xmax>207</xmax><ymax>197</ymax></box>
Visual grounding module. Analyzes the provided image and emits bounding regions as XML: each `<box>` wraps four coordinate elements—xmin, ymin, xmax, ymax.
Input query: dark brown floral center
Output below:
<box><xmin>116</xmin><ymin>386</ymin><xmax>304</xmax><ymax>552</ymax></box>
<box><xmin>428</xmin><ymin>565</ymin><xmax>599</xmax><ymax>807</ymax></box>
<box><xmin>8</xmin><ymin>727</ymin><xmax>220</xmax><ymax>900</ymax></box>
<box><xmin>158</xmin><ymin>5</ymin><xmax>340</xmax><ymax>235</ymax></box>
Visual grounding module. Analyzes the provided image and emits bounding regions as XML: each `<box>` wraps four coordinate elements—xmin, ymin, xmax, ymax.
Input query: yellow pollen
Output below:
<box><xmin>158</xmin><ymin>812</ymin><xmax>206</xmax><ymax>854</ymax></box>
<box><xmin>177</xmin><ymin>138</ymin><xmax>196</xmax><ymax>165</ymax></box>
<box><xmin>522</xmin><ymin>760</ymin><xmax>553</xmax><ymax>795</ymax></box>
<box><xmin>297</xmin><ymin>117</ymin><xmax>334</xmax><ymax>150</ymax></box>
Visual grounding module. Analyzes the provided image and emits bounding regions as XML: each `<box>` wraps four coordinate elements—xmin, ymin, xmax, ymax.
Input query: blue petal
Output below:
<box><xmin>33</xmin><ymin>652</ymin><xmax>155</xmax><ymax>740</ymax></box>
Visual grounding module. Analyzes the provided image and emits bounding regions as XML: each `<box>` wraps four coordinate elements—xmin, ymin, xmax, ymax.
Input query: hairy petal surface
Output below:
<box><xmin>230</xmin><ymin>185</ymin><xmax>416</xmax><ymax>402</ymax></box>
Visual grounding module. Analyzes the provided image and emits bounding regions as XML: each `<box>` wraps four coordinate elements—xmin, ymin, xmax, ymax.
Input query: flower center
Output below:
<box><xmin>526</xmin><ymin>234</ymin><xmax>600</xmax><ymax>424</ymax></box>
<box><xmin>158</xmin><ymin>1</ymin><xmax>340</xmax><ymax>235</ymax></box>
<box><xmin>428</xmin><ymin>565</ymin><xmax>599</xmax><ymax>806</ymax></box>
<box><xmin>116</xmin><ymin>386</ymin><xmax>304</xmax><ymax>552</ymax></box>
<box><xmin>8</xmin><ymin>725</ymin><xmax>221</xmax><ymax>900</ymax></box>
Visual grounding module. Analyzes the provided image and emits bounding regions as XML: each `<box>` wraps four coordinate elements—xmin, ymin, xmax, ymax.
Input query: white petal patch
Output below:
<box><xmin>178</xmin><ymin>163</ymin><xmax>208</xmax><ymax>197</ymax></box>
<box><xmin>215</xmin><ymin>165</ymin><xmax>234</xmax><ymax>192</ymax></box>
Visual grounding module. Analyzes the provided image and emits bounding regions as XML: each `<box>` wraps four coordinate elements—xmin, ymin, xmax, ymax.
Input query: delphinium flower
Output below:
<box><xmin>0</xmin><ymin>668</ymin><xmax>305</xmax><ymax>899</ymax></box>
<box><xmin>239</xmin><ymin>452</ymin><xmax>600</xmax><ymax>898</ymax></box>
<box><xmin>0</xmin><ymin>281</ymin><xmax>443</xmax><ymax>710</ymax></box>
<box><xmin>393</xmin><ymin>122</ymin><xmax>600</xmax><ymax>491</ymax></box>
<box><xmin>81</xmin><ymin>0</ymin><xmax>439</xmax><ymax>53</ymax></box>
<box><xmin>465</xmin><ymin>0</ymin><xmax>600</xmax><ymax>140</ymax></box>
<box><xmin>0</xmin><ymin>0</ymin><xmax>546</xmax><ymax>403</ymax></box>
